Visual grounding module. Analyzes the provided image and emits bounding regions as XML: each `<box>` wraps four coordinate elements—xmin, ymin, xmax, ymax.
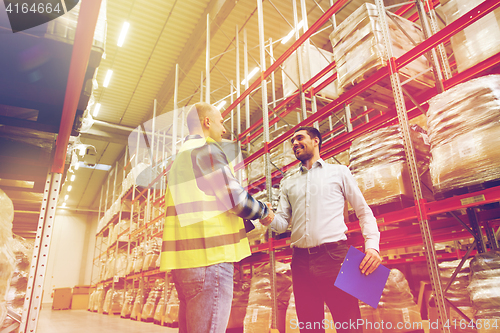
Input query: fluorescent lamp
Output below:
<box><xmin>70</xmin><ymin>175</ymin><xmax>76</xmax><ymax>182</ymax></box>
<box><xmin>241</xmin><ymin>67</ymin><xmax>259</xmax><ymax>85</ymax></box>
<box><xmin>93</xmin><ymin>103</ymin><xmax>101</xmax><ymax>117</ymax></box>
<box><xmin>103</xmin><ymin>70</ymin><xmax>113</xmax><ymax>87</ymax></box>
<box><xmin>64</xmin><ymin>195</ymin><xmax>69</xmax><ymax>201</ymax></box>
<box><xmin>77</xmin><ymin>161</ymin><xmax>112</xmax><ymax>171</ymax></box>
<box><xmin>117</xmin><ymin>22</ymin><xmax>130</xmax><ymax>47</ymax></box>
<box><xmin>215</xmin><ymin>101</ymin><xmax>226</xmax><ymax>110</ymax></box>
<box><xmin>74</xmin><ymin>163</ymin><xmax>79</xmax><ymax>170</ymax></box>
<box><xmin>62</xmin><ymin>203</ymin><xmax>66</xmax><ymax>207</ymax></box>
<box><xmin>281</xmin><ymin>20</ymin><xmax>304</xmax><ymax>44</ymax></box>
<box><xmin>67</xmin><ymin>185</ymin><xmax>72</xmax><ymax>192</ymax></box>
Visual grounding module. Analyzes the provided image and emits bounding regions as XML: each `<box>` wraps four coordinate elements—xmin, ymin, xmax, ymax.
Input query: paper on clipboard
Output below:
<box><xmin>334</xmin><ymin>246</ymin><xmax>390</xmax><ymax>308</ymax></box>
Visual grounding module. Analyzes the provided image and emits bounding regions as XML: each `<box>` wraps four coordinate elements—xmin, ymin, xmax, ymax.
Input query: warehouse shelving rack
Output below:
<box><xmin>90</xmin><ymin>0</ymin><xmax>500</xmax><ymax>331</ymax></box>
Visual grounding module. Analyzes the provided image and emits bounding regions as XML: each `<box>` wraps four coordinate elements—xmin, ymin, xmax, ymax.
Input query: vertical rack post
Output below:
<box><xmin>269</xmin><ymin>38</ymin><xmax>278</xmax><ymax>131</ymax></box>
<box><xmin>200</xmin><ymin>71</ymin><xmax>204</xmax><ymax>102</ymax></box>
<box><xmin>231</xmin><ymin>81</ymin><xmax>235</xmax><ymax>140</ymax></box>
<box><xmin>244</xmin><ymin>29</ymin><xmax>250</xmax><ymax>133</ymax></box>
<box><xmin>236</xmin><ymin>25</ymin><xmax>241</xmax><ymax>137</ymax></box>
<box><xmin>256</xmin><ymin>0</ymin><xmax>278</xmax><ymax>329</ymax></box>
<box><xmin>206</xmin><ymin>14</ymin><xmax>211</xmax><ymax>104</ymax></box>
<box><xmin>374</xmin><ymin>0</ymin><xmax>450</xmax><ymax>331</ymax></box>
<box><xmin>20</xmin><ymin>172</ymin><xmax>62</xmax><ymax>333</ymax></box>
<box><xmin>173</xmin><ymin>65</ymin><xmax>179</xmax><ymax>155</ymax></box>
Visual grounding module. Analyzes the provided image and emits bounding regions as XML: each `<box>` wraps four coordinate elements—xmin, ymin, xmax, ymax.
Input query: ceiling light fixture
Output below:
<box><xmin>117</xmin><ymin>22</ymin><xmax>130</xmax><ymax>47</ymax></box>
<box><xmin>64</xmin><ymin>195</ymin><xmax>69</xmax><ymax>201</ymax></box>
<box><xmin>103</xmin><ymin>69</ymin><xmax>113</xmax><ymax>87</ymax></box>
<box><xmin>93</xmin><ymin>103</ymin><xmax>101</xmax><ymax>117</ymax></box>
<box><xmin>75</xmin><ymin>163</ymin><xmax>79</xmax><ymax>170</ymax></box>
<box><xmin>281</xmin><ymin>20</ymin><xmax>304</xmax><ymax>44</ymax></box>
<box><xmin>215</xmin><ymin>101</ymin><xmax>226</xmax><ymax>110</ymax></box>
<box><xmin>241</xmin><ymin>67</ymin><xmax>259</xmax><ymax>85</ymax></box>
<box><xmin>67</xmin><ymin>185</ymin><xmax>72</xmax><ymax>192</ymax></box>
<box><xmin>62</xmin><ymin>203</ymin><xmax>66</xmax><ymax>207</ymax></box>
<box><xmin>70</xmin><ymin>175</ymin><xmax>75</xmax><ymax>182</ymax></box>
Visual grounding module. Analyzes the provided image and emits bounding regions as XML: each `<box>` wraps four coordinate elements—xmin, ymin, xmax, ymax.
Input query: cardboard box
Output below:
<box><xmin>71</xmin><ymin>294</ymin><xmax>89</xmax><ymax>310</ymax></box>
<box><xmin>73</xmin><ymin>285</ymin><xmax>91</xmax><ymax>294</ymax></box>
<box><xmin>52</xmin><ymin>288</ymin><xmax>72</xmax><ymax>310</ymax></box>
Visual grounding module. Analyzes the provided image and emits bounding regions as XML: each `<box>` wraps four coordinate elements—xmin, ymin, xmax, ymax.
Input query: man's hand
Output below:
<box><xmin>259</xmin><ymin>202</ymin><xmax>274</xmax><ymax>226</ymax></box>
<box><xmin>359</xmin><ymin>248</ymin><xmax>382</xmax><ymax>275</ymax></box>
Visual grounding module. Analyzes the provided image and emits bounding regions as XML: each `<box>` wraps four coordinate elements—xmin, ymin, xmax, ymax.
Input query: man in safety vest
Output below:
<box><xmin>160</xmin><ymin>102</ymin><xmax>274</xmax><ymax>333</ymax></box>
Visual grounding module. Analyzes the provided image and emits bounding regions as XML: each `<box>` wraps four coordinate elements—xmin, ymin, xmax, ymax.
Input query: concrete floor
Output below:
<box><xmin>36</xmin><ymin>309</ymin><xmax>179</xmax><ymax>333</ymax></box>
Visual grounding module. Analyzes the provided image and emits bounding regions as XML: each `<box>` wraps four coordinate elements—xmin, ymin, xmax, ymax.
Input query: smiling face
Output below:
<box><xmin>291</xmin><ymin>129</ymin><xmax>319</xmax><ymax>162</ymax></box>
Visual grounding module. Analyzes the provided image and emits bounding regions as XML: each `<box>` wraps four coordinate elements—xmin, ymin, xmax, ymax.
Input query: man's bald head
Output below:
<box><xmin>186</xmin><ymin>102</ymin><xmax>226</xmax><ymax>141</ymax></box>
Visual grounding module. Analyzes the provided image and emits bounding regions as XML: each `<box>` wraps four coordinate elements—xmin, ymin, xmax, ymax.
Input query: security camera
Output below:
<box><xmin>83</xmin><ymin>147</ymin><xmax>97</xmax><ymax>167</ymax></box>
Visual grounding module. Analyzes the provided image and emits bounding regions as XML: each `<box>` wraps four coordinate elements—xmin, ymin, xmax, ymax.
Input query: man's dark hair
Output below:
<box><xmin>295</xmin><ymin>126</ymin><xmax>322</xmax><ymax>151</ymax></box>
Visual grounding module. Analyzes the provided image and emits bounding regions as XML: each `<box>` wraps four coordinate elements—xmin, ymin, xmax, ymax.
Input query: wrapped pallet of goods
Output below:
<box><xmin>329</xmin><ymin>3</ymin><xmax>434</xmax><ymax>95</ymax></box>
<box><xmin>130</xmin><ymin>290</ymin><xmax>148</xmax><ymax>321</ymax></box>
<box><xmin>103</xmin><ymin>288</ymin><xmax>124</xmax><ymax>315</ymax></box>
<box><xmin>285</xmin><ymin>293</ymin><xmax>337</xmax><ymax>333</ymax></box>
<box><xmin>141</xmin><ymin>282</ymin><xmax>163</xmax><ymax>322</ymax></box>
<box><xmin>243</xmin><ymin>262</ymin><xmax>293</xmax><ymax>333</ymax></box>
<box><xmin>436</xmin><ymin>259</ymin><xmax>475</xmax><ymax>333</ymax></box>
<box><xmin>153</xmin><ymin>283</ymin><xmax>173</xmax><ymax>325</ymax></box>
<box><xmin>164</xmin><ymin>283</ymin><xmax>179</xmax><ymax>328</ymax></box>
<box><xmin>227</xmin><ymin>274</ymin><xmax>251</xmax><ymax>329</ymax></box>
<box><xmin>349</xmin><ymin>124</ymin><xmax>433</xmax><ymax>217</ymax></box>
<box><xmin>120</xmin><ymin>288</ymin><xmax>138</xmax><ymax>319</ymax></box>
<box><xmin>376</xmin><ymin>269</ymin><xmax>422</xmax><ymax>333</ymax></box>
<box><xmin>440</xmin><ymin>0</ymin><xmax>500</xmax><ymax>73</ymax></box>
<box><xmin>0</xmin><ymin>190</ymin><xmax>15</xmax><ymax>329</ymax></box>
<box><xmin>426</xmin><ymin>75</ymin><xmax>500</xmax><ymax>197</ymax></box>
<box><xmin>282</xmin><ymin>44</ymin><xmax>338</xmax><ymax>100</ymax></box>
<box><xmin>467</xmin><ymin>251</ymin><xmax>500</xmax><ymax>331</ymax></box>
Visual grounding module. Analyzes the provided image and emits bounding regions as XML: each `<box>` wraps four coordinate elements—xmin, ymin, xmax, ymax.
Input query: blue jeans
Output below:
<box><xmin>172</xmin><ymin>262</ymin><xmax>234</xmax><ymax>333</ymax></box>
<box><xmin>291</xmin><ymin>241</ymin><xmax>362</xmax><ymax>333</ymax></box>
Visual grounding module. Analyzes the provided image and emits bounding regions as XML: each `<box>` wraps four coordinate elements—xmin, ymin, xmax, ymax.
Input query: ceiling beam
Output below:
<box><xmin>153</xmin><ymin>0</ymin><xmax>237</xmax><ymax>117</ymax></box>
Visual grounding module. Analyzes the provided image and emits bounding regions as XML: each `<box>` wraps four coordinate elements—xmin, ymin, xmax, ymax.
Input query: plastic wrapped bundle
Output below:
<box><xmin>330</xmin><ymin>3</ymin><xmax>433</xmax><ymax>95</ymax></box>
<box><xmin>377</xmin><ymin>269</ymin><xmax>422</xmax><ymax>333</ymax></box>
<box><xmin>141</xmin><ymin>282</ymin><xmax>163</xmax><ymax>322</ymax></box>
<box><xmin>103</xmin><ymin>289</ymin><xmax>124</xmax><ymax>314</ymax></box>
<box><xmin>282</xmin><ymin>44</ymin><xmax>338</xmax><ymax>100</ymax></box>
<box><xmin>247</xmin><ymin>139</ymin><xmax>295</xmax><ymax>184</ymax></box>
<box><xmin>88</xmin><ymin>290</ymin><xmax>96</xmax><ymax>311</ymax></box>
<box><xmin>441</xmin><ymin>0</ymin><xmax>500</xmax><ymax>73</ymax></box>
<box><xmin>1</xmin><ymin>236</ymin><xmax>32</xmax><ymax>331</ymax></box>
<box><xmin>133</xmin><ymin>244</ymin><xmax>145</xmax><ymax>273</ymax></box>
<box><xmin>120</xmin><ymin>289</ymin><xmax>138</xmax><ymax>319</ymax></box>
<box><xmin>243</xmin><ymin>262</ymin><xmax>293</xmax><ymax>333</ymax></box>
<box><xmin>164</xmin><ymin>283</ymin><xmax>179</xmax><ymax>328</ymax></box>
<box><xmin>0</xmin><ymin>189</ymin><xmax>15</xmax><ymax>328</ymax></box>
<box><xmin>467</xmin><ymin>251</ymin><xmax>500</xmax><ymax>319</ymax></box>
<box><xmin>126</xmin><ymin>247</ymin><xmax>138</xmax><ymax>276</ymax></box>
<box><xmin>228</xmin><ymin>276</ymin><xmax>252</xmax><ymax>329</ymax></box>
<box><xmin>130</xmin><ymin>292</ymin><xmax>146</xmax><ymax>321</ymax></box>
<box><xmin>349</xmin><ymin>125</ymin><xmax>432</xmax><ymax>207</ymax></box>
<box><xmin>427</xmin><ymin>75</ymin><xmax>500</xmax><ymax>194</ymax></box>
<box><xmin>93</xmin><ymin>289</ymin><xmax>105</xmax><ymax>313</ymax></box>
<box><xmin>142</xmin><ymin>238</ymin><xmax>161</xmax><ymax>272</ymax></box>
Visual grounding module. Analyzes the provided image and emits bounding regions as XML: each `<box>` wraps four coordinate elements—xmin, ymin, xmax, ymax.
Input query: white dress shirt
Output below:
<box><xmin>269</xmin><ymin>158</ymin><xmax>380</xmax><ymax>251</ymax></box>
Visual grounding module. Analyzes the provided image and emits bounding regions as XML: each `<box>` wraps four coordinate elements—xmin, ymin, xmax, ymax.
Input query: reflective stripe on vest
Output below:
<box><xmin>160</xmin><ymin>137</ymin><xmax>250</xmax><ymax>270</ymax></box>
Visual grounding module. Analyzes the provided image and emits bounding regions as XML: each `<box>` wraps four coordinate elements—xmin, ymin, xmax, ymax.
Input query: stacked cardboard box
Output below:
<box><xmin>330</xmin><ymin>3</ymin><xmax>433</xmax><ymax>95</ymax></box>
<box><xmin>427</xmin><ymin>75</ymin><xmax>500</xmax><ymax>195</ymax></box>
<box><xmin>282</xmin><ymin>44</ymin><xmax>338</xmax><ymax>100</ymax></box>
<box><xmin>349</xmin><ymin>124</ymin><xmax>432</xmax><ymax>208</ymax></box>
<box><xmin>440</xmin><ymin>0</ymin><xmax>500</xmax><ymax>73</ymax></box>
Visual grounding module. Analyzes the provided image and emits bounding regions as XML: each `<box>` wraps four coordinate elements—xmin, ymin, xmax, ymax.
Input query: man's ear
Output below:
<box><xmin>203</xmin><ymin>117</ymin><xmax>210</xmax><ymax>128</ymax></box>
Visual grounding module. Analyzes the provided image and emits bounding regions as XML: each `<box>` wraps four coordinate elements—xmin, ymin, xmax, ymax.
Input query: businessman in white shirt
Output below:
<box><xmin>260</xmin><ymin>126</ymin><xmax>382</xmax><ymax>333</ymax></box>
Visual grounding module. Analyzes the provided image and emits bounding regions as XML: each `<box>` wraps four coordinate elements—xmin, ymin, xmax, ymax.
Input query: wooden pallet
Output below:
<box><xmin>434</xmin><ymin>178</ymin><xmax>500</xmax><ymax>201</ymax></box>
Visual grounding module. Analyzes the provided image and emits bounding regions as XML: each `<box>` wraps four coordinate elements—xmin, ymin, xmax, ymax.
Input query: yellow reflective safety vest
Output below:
<box><xmin>159</xmin><ymin>137</ymin><xmax>251</xmax><ymax>270</ymax></box>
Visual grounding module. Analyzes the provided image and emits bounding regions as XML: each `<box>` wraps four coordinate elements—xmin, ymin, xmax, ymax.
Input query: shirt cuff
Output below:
<box><xmin>365</xmin><ymin>240</ymin><xmax>379</xmax><ymax>253</ymax></box>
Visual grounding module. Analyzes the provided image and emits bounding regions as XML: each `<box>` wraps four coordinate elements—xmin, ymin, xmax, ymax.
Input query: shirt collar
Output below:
<box><xmin>300</xmin><ymin>158</ymin><xmax>325</xmax><ymax>173</ymax></box>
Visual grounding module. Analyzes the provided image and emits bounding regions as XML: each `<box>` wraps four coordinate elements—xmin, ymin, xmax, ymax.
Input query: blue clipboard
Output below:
<box><xmin>334</xmin><ymin>246</ymin><xmax>390</xmax><ymax>308</ymax></box>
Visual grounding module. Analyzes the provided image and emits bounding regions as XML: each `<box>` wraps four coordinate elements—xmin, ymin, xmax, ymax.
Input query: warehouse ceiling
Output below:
<box><xmin>1</xmin><ymin>0</ymin><xmax>422</xmax><ymax>236</ymax></box>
